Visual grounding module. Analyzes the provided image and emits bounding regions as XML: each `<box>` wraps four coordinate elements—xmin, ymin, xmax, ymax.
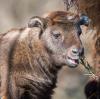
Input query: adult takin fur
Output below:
<box><xmin>65</xmin><ymin>0</ymin><xmax>100</xmax><ymax>99</ymax></box>
<box><xmin>63</xmin><ymin>0</ymin><xmax>100</xmax><ymax>98</ymax></box>
<box><xmin>0</xmin><ymin>11</ymin><xmax>84</xmax><ymax>99</ymax></box>
<box><xmin>64</xmin><ymin>0</ymin><xmax>100</xmax><ymax>77</ymax></box>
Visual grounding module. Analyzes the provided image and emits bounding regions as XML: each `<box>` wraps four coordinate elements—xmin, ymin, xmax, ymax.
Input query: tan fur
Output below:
<box><xmin>77</xmin><ymin>0</ymin><xmax>100</xmax><ymax>77</ymax></box>
<box><xmin>66</xmin><ymin>0</ymin><xmax>100</xmax><ymax>77</ymax></box>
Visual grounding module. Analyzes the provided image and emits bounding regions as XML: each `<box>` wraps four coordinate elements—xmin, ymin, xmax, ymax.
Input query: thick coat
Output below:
<box><xmin>0</xmin><ymin>11</ymin><xmax>84</xmax><ymax>99</ymax></box>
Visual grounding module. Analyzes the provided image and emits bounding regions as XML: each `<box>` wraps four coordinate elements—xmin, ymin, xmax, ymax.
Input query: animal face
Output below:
<box><xmin>28</xmin><ymin>11</ymin><xmax>84</xmax><ymax>68</ymax></box>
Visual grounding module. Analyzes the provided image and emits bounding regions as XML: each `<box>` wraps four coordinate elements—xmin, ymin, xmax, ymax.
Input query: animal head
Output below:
<box><xmin>28</xmin><ymin>11</ymin><xmax>86</xmax><ymax>68</ymax></box>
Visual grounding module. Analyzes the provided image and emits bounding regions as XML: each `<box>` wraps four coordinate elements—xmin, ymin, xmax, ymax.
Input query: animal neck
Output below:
<box><xmin>13</xmin><ymin>38</ymin><xmax>61</xmax><ymax>99</ymax></box>
<box><xmin>29</xmin><ymin>45</ymin><xmax>61</xmax><ymax>81</ymax></box>
<box><xmin>27</xmin><ymin>45</ymin><xmax>61</xmax><ymax>99</ymax></box>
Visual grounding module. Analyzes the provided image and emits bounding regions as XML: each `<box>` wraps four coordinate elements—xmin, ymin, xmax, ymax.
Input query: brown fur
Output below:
<box><xmin>0</xmin><ymin>11</ymin><xmax>84</xmax><ymax>99</ymax></box>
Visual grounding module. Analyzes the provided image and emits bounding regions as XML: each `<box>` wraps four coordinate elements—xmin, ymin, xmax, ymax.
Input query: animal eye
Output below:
<box><xmin>52</xmin><ymin>31</ymin><xmax>61</xmax><ymax>39</ymax></box>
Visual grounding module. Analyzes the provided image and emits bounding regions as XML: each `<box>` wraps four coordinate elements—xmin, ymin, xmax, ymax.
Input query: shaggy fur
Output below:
<box><xmin>0</xmin><ymin>11</ymin><xmax>84</xmax><ymax>99</ymax></box>
<box><xmin>77</xmin><ymin>1</ymin><xmax>100</xmax><ymax>98</ymax></box>
<box><xmin>63</xmin><ymin>1</ymin><xmax>100</xmax><ymax>98</ymax></box>
<box><xmin>74</xmin><ymin>0</ymin><xmax>100</xmax><ymax>78</ymax></box>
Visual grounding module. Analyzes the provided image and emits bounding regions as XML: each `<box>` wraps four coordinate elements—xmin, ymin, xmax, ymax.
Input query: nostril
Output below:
<box><xmin>71</xmin><ymin>47</ymin><xmax>84</xmax><ymax>56</ymax></box>
<box><xmin>72</xmin><ymin>48</ymin><xmax>79</xmax><ymax>54</ymax></box>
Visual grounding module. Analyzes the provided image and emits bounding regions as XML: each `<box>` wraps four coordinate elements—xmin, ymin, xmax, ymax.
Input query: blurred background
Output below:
<box><xmin>0</xmin><ymin>0</ymin><xmax>94</xmax><ymax>99</ymax></box>
<box><xmin>0</xmin><ymin>0</ymin><xmax>64</xmax><ymax>32</ymax></box>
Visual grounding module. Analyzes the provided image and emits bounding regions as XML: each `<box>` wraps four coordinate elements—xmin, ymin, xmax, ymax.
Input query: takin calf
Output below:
<box><xmin>0</xmin><ymin>11</ymin><xmax>85</xmax><ymax>99</ymax></box>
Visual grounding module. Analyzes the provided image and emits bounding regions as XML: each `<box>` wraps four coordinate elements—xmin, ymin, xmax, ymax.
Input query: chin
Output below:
<box><xmin>67</xmin><ymin>62</ymin><xmax>78</xmax><ymax>68</ymax></box>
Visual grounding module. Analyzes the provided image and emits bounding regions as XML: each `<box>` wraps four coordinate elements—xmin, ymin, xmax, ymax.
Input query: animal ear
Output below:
<box><xmin>28</xmin><ymin>16</ymin><xmax>47</xmax><ymax>30</ymax></box>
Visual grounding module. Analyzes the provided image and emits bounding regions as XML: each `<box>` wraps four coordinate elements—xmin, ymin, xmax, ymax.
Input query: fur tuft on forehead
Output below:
<box><xmin>45</xmin><ymin>11</ymin><xmax>77</xmax><ymax>24</ymax></box>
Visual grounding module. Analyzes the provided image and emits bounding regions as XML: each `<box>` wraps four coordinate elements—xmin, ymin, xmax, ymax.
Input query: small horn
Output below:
<box><xmin>75</xmin><ymin>14</ymin><xmax>90</xmax><ymax>35</ymax></box>
<box><xmin>79</xmin><ymin>14</ymin><xmax>90</xmax><ymax>26</ymax></box>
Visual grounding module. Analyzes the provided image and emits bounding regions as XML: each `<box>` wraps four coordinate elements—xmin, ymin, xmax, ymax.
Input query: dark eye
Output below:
<box><xmin>52</xmin><ymin>31</ymin><xmax>61</xmax><ymax>39</ymax></box>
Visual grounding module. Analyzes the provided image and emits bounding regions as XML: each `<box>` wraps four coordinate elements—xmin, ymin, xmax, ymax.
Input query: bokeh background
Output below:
<box><xmin>0</xmin><ymin>0</ymin><xmax>64</xmax><ymax>32</ymax></box>
<box><xmin>0</xmin><ymin>0</ymin><xmax>94</xmax><ymax>99</ymax></box>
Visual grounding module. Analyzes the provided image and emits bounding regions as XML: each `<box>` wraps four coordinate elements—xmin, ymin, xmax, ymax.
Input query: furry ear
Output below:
<box><xmin>28</xmin><ymin>16</ymin><xmax>47</xmax><ymax>30</ymax></box>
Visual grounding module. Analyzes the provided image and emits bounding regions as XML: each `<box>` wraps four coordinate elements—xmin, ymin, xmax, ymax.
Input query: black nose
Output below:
<box><xmin>72</xmin><ymin>47</ymin><xmax>84</xmax><ymax>56</ymax></box>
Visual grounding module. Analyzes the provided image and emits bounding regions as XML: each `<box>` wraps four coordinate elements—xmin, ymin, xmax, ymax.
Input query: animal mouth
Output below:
<box><xmin>67</xmin><ymin>56</ymin><xmax>79</xmax><ymax>67</ymax></box>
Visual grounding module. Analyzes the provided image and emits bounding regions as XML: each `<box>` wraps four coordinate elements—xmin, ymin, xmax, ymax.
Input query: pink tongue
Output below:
<box><xmin>68</xmin><ymin>57</ymin><xmax>79</xmax><ymax>64</ymax></box>
<box><xmin>72</xmin><ymin>59</ymin><xmax>77</xmax><ymax>64</ymax></box>
<box><xmin>71</xmin><ymin>58</ymin><xmax>79</xmax><ymax>64</ymax></box>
